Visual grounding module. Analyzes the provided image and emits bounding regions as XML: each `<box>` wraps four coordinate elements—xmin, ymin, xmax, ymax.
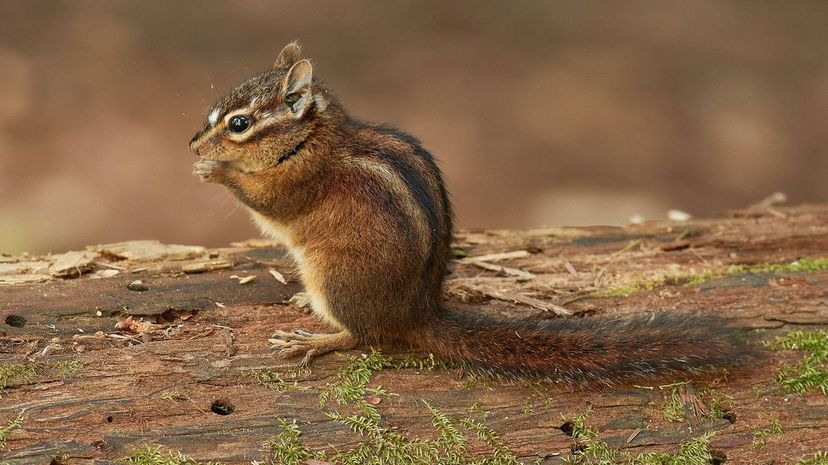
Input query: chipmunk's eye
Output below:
<box><xmin>227</xmin><ymin>115</ymin><xmax>252</xmax><ymax>133</ymax></box>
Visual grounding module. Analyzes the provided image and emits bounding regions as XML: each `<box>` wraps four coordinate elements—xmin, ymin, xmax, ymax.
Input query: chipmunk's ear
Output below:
<box><xmin>282</xmin><ymin>59</ymin><xmax>314</xmax><ymax>118</ymax></box>
<box><xmin>274</xmin><ymin>41</ymin><xmax>302</xmax><ymax>69</ymax></box>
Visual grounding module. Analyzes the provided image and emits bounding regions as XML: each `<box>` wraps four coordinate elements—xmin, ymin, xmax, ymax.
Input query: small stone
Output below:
<box><xmin>127</xmin><ymin>280</ymin><xmax>149</xmax><ymax>292</ymax></box>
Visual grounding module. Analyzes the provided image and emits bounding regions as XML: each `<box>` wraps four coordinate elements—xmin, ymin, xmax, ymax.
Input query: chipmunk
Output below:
<box><xmin>189</xmin><ymin>42</ymin><xmax>750</xmax><ymax>386</ymax></box>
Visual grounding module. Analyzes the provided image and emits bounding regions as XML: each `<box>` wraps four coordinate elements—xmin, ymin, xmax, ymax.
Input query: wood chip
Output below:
<box><xmin>50</xmin><ymin>250</ymin><xmax>98</xmax><ymax>278</ymax></box>
<box><xmin>460</xmin><ymin>250</ymin><xmax>530</xmax><ymax>263</ymax></box>
<box><xmin>758</xmin><ymin>191</ymin><xmax>787</xmax><ymax>207</ymax></box>
<box><xmin>0</xmin><ymin>274</ymin><xmax>51</xmax><ymax>285</ymax></box>
<box><xmin>236</xmin><ymin>275</ymin><xmax>256</xmax><ymax>285</ymax></box>
<box><xmin>667</xmin><ymin>209</ymin><xmax>692</xmax><ymax>222</ymax></box>
<box><xmin>269</xmin><ymin>269</ymin><xmax>287</xmax><ymax>284</ymax></box>
<box><xmin>91</xmin><ymin>269</ymin><xmax>120</xmax><ymax>279</ymax></box>
<box><xmin>114</xmin><ymin>316</ymin><xmax>145</xmax><ymax>333</ymax></box>
<box><xmin>483</xmin><ymin>290</ymin><xmax>572</xmax><ymax>316</ymax></box>
<box><xmin>91</xmin><ymin>240</ymin><xmax>205</xmax><ymax>261</ymax></box>
<box><xmin>469</xmin><ymin>261</ymin><xmax>535</xmax><ymax>280</ymax></box>
<box><xmin>181</xmin><ymin>259</ymin><xmax>233</xmax><ymax>273</ymax></box>
<box><xmin>564</xmin><ymin>261</ymin><xmax>579</xmax><ymax>278</ymax></box>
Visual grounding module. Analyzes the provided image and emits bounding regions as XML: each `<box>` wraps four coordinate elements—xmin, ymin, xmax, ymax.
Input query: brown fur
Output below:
<box><xmin>189</xmin><ymin>43</ymin><xmax>752</xmax><ymax>384</ymax></box>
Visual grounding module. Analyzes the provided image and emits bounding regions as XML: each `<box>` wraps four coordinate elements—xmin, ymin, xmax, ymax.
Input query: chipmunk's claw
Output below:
<box><xmin>269</xmin><ymin>329</ymin><xmax>358</xmax><ymax>367</ymax></box>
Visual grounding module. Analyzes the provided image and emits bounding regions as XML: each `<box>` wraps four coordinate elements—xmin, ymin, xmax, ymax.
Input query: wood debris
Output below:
<box><xmin>90</xmin><ymin>240</ymin><xmax>206</xmax><ymax>261</ymax></box>
<box><xmin>181</xmin><ymin>259</ymin><xmax>233</xmax><ymax>273</ymax></box>
<box><xmin>49</xmin><ymin>250</ymin><xmax>99</xmax><ymax>278</ymax></box>
<box><xmin>459</xmin><ymin>250</ymin><xmax>530</xmax><ymax>263</ymax></box>
<box><xmin>269</xmin><ymin>269</ymin><xmax>287</xmax><ymax>284</ymax></box>
<box><xmin>469</xmin><ymin>260</ymin><xmax>535</xmax><ymax>280</ymax></box>
<box><xmin>231</xmin><ymin>274</ymin><xmax>256</xmax><ymax>284</ymax></box>
<box><xmin>667</xmin><ymin>209</ymin><xmax>692</xmax><ymax>222</ymax></box>
<box><xmin>483</xmin><ymin>290</ymin><xmax>572</xmax><ymax>316</ymax></box>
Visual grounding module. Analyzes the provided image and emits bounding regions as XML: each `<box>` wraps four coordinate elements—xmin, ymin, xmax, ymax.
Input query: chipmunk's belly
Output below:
<box><xmin>247</xmin><ymin>209</ymin><xmax>344</xmax><ymax>330</ymax></box>
<box><xmin>290</xmin><ymin>247</ymin><xmax>344</xmax><ymax>329</ymax></box>
<box><xmin>248</xmin><ymin>209</ymin><xmax>293</xmax><ymax>246</ymax></box>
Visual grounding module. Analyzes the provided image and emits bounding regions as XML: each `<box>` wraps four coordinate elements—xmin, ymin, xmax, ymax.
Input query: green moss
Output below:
<box><xmin>249</xmin><ymin>368</ymin><xmax>308</xmax><ymax>392</ymax></box>
<box><xmin>119</xmin><ymin>446</ymin><xmax>225</xmax><ymax>465</ymax></box>
<box><xmin>318</xmin><ymin>349</ymin><xmax>453</xmax><ymax>407</ymax></box>
<box><xmin>0</xmin><ymin>359</ymin><xmax>85</xmax><ymax>397</ymax></box>
<box><xmin>796</xmin><ymin>451</ymin><xmax>828</xmax><ymax>465</ymax></box>
<box><xmin>266</xmin><ymin>348</ymin><xmax>524</xmax><ymax>465</ymax></box>
<box><xmin>596</xmin><ymin>278</ymin><xmax>663</xmax><ymax>298</ymax></box>
<box><xmin>765</xmin><ymin>330</ymin><xmax>828</xmax><ymax>395</ymax></box>
<box><xmin>53</xmin><ymin>360</ymin><xmax>84</xmax><ymax>377</ymax></box>
<box><xmin>661</xmin><ymin>386</ymin><xmax>686</xmax><ymax>423</ymax></box>
<box><xmin>751</xmin><ymin>417</ymin><xmax>783</xmax><ymax>449</ymax></box>
<box><xmin>267</xmin><ymin>419</ymin><xmax>317</xmax><ymax>465</ymax></box>
<box><xmin>705</xmin><ymin>394</ymin><xmax>732</xmax><ymax>420</ymax></box>
<box><xmin>597</xmin><ymin>257</ymin><xmax>828</xmax><ymax>297</ymax></box>
<box><xmin>159</xmin><ymin>391</ymin><xmax>190</xmax><ymax>402</ymax></box>
<box><xmin>0</xmin><ymin>364</ymin><xmax>36</xmax><ymax>397</ymax></box>
<box><xmin>737</xmin><ymin>257</ymin><xmax>828</xmax><ymax>274</ymax></box>
<box><xmin>689</xmin><ymin>257</ymin><xmax>828</xmax><ymax>286</ymax></box>
<box><xmin>452</xmin><ymin>247</ymin><xmax>470</xmax><ymax>259</ymax></box>
<box><xmin>683</xmin><ymin>271</ymin><xmax>720</xmax><ymax>287</ymax></box>
<box><xmin>0</xmin><ymin>411</ymin><xmax>24</xmax><ymax>449</ymax></box>
<box><xmin>562</xmin><ymin>411</ymin><xmax>716</xmax><ymax>465</ymax></box>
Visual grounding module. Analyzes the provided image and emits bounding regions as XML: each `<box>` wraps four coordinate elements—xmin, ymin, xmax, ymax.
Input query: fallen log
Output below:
<box><xmin>1</xmin><ymin>204</ymin><xmax>827</xmax><ymax>464</ymax></box>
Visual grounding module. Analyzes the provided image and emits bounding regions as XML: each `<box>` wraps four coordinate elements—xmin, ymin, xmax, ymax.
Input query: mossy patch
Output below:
<box><xmin>269</xmin><ymin>349</ymin><xmax>522</xmax><ymax>465</ymax></box>
<box><xmin>265</xmin><ymin>419</ymin><xmax>317</xmax><ymax>465</ymax></box>
<box><xmin>795</xmin><ymin>451</ymin><xmax>828</xmax><ymax>465</ymax></box>
<box><xmin>248</xmin><ymin>368</ymin><xmax>309</xmax><ymax>392</ymax></box>
<box><xmin>765</xmin><ymin>329</ymin><xmax>828</xmax><ymax>395</ymax></box>
<box><xmin>660</xmin><ymin>384</ymin><xmax>686</xmax><ymax>423</ymax></box>
<box><xmin>562</xmin><ymin>411</ymin><xmax>717</xmax><ymax>465</ymax></box>
<box><xmin>53</xmin><ymin>359</ymin><xmax>84</xmax><ymax>377</ymax></box>
<box><xmin>120</xmin><ymin>446</ymin><xmax>225</xmax><ymax>465</ymax></box>
<box><xmin>0</xmin><ymin>359</ymin><xmax>84</xmax><ymax>397</ymax></box>
<box><xmin>0</xmin><ymin>410</ymin><xmax>24</xmax><ymax>449</ymax></box>
<box><xmin>751</xmin><ymin>417</ymin><xmax>783</xmax><ymax>449</ymax></box>
<box><xmin>0</xmin><ymin>364</ymin><xmax>36</xmax><ymax>397</ymax></box>
<box><xmin>159</xmin><ymin>391</ymin><xmax>191</xmax><ymax>402</ymax></box>
<box><xmin>599</xmin><ymin>257</ymin><xmax>828</xmax><ymax>298</ymax></box>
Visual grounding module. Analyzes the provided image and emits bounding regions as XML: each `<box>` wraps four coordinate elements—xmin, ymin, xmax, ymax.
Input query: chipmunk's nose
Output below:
<box><xmin>189</xmin><ymin>130</ymin><xmax>205</xmax><ymax>154</ymax></box>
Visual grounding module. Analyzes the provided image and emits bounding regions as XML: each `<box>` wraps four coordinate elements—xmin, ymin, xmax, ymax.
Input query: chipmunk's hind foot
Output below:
<box><xmin>270</xmin><ymin>329</ymin><xmax>357</xmax><ymax>367</ymax></box>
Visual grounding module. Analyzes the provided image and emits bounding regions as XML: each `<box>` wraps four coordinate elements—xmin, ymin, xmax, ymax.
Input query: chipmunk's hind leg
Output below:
<box><xmin>270</xmin><ymin>329</ymin><xmax>358</xmax><ymax>367</ymax></box>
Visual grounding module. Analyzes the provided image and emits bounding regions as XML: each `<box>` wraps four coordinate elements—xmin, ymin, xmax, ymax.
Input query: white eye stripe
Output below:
<box><xmin>208</xmin><ymin>107</ymin><xmax>222</xmax><ymax>127</ymax></box>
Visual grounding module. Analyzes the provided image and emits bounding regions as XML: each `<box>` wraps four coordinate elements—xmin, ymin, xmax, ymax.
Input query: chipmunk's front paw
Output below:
<box><xmin>193</xmin><ymin>160</ymin><xmax>227</xmax><ymax>183</ymax></box>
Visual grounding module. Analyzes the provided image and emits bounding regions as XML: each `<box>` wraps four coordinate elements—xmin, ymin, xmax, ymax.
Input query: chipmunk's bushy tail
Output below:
<box><xmin>412</xmin><ymin>309</ymin><xmax>752</xmax><ymax>386</ymax></box>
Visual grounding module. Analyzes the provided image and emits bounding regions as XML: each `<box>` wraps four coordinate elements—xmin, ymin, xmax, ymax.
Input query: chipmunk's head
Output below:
<box><xmin>189</xmin><ymin>42</ymin><xmax>328</xmax><ymax>172</ymax></box>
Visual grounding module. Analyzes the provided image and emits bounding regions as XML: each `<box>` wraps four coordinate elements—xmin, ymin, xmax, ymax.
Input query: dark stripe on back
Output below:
<box><xmin>372</xmin><ymin>125</ymin><xmax>440</xmax><ymax>251</ymax></box>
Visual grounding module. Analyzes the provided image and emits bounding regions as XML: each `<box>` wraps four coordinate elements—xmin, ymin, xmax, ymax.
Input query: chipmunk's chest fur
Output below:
<box><xmin>247</xmin><ymin>209</ymin><xmax>343</xmax><ymax>330</ymax></box>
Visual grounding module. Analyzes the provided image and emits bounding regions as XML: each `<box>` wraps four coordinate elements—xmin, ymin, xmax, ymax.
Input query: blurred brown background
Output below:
<box><xmin>1</xmin><ymin>1</ymin><xmax>826</xmax><ymax>255</ymax></box>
